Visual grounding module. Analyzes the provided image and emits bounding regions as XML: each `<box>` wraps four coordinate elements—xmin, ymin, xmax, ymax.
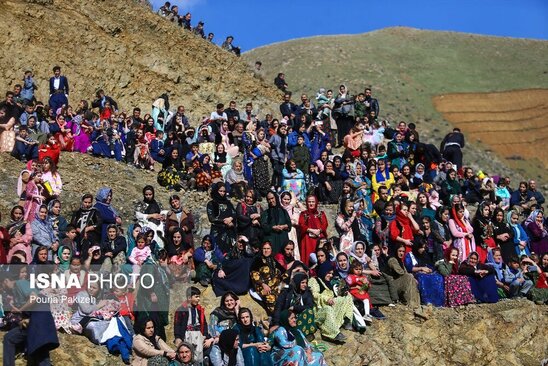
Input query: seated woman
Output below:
<box><xmin>225</xmin><ymin>159</ymin><xmax>248</xmax><ymax>200</ymax></box>
<box><xmin>356</xmin><ymin>243</ymin><xmax>396</xmax><ymax>311</ymax></box>
<box><xmin>485</xmin><ymin>247</ymin><xmax>510</xmax><ymax>298</ymax></box>
<box><xmin>458</xmin><ymin>251</ymin><xmax>499</xmax><ymax>303</ymax></box>
<box><xmin>436</xmin><ymin>247</ymin><xmax>475</xmax><ymax>307</ymax></box>
<box><xmin>492</xmin><ymin>207</ymin><xmax>514</xmax><ymax>263</ymax></box>
<box><xmin>209</xmin><ymin>292</ymin><xmax>240</xmax><ymax>338</ymax></box>
<box><xmin>524</xmin><ymin>210</ymin><xmax>548</xmax><ymax>257</ymax></box>
<box><xmin>506</xmin><ymin>210</ymin><xmax>530</xmax><ymax>257</ymax></box>
<box><xmin>318</xmin><ymin>160</ymin><xmax>343</xmax><ymax>204</ymax></box>
<box><xmin>196</xmin><ymin>154</ymin><xmax>221</xmax><ymax>191</ymax></box>
<box><xmin>404</xmin><ymin>240</ymin><xmax>445</xmax><ymax>307</ymax></box>
<box><xmin>175</xmin><ymin>342</ymin><xmax>200</xmax><ymax>366</ymax></box>
<box><xmin>336</xmin><ymin>198</ymin><xmax>362</xmax><ymax>254</ymax></box>
<box><xmin>211</xmin><ymin>237</ymin><xmax>254</xmax><ymax>297</ymax></box>
<box><xmin>210</xmin><ymin>329</ymin><xmax>245</xmax><ymax>366</ymax></box>
<box><xmin>389</xmin><ymin>202</ymin><xmax>420</xmax><ymax>256</ymax></box>
<box><xmin>281</xmin><ymin>159</ymin><xmax>306</xmax><ymax>202</ymax></box>
<box><xmin>250</xmin><ymin>241</ymin><xmax>285</xmax><ymax>315</ymax></box>
<box><xmin>371</xmin><ymin>158</ymin><xmax>394</xmax><ymax>194</ymax></box>
<box><xmin>272</xmin><ymin>272</ymin><xmax>316</xmax><ymax>340</ymax></box>
<box><xmin>38</xmin><ymin>134</ymin><xmax>61</xmax><ymax>166</ymax></box>
<box><xmin>308</xmin><ymin>261</ymin><xmax>354</xmax><ymax>344</ymax></box>
<box><xmin>193</xmin><ymin>235</ymin><xmax>224</xmax><ymax>287</ymax></box>
<box><xmin>132</xmin><ymin>317</ymin><xmax>177</xmax><ymax>366</ymax></box>
<box><xmin>270</xmin><ymin>309</ymin><xmax>327</xmax><ymax>366</ymax></box>
<box><xmin>6</xmin><ymin>205</ymin><xmax>33</xmax><ymax>264</ymax></box>
<box><xmin>232</xmin><ymin>308</ymin><xmax>272</xmax><ymax>366</ymax></box>
<box><xmin>167</xmin><ymin>228</ymin><xmax>195</xmax><ymax>282</ymax></box>
<box><xmin>383</xmin><ymin>243</ymin><xmax>420</xmax><ymax>307</ymax></box>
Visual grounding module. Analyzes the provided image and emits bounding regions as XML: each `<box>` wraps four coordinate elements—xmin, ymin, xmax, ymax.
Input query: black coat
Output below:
<box><xmin>272</xmin><ymin>287</ymin><xmax>314</xmax><ymax>326</ymax></box>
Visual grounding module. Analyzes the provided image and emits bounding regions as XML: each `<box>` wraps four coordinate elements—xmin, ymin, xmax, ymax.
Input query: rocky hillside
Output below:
<box><xmin>244</xmin><ymin>27</ymin><xmax>548</xmax><ymax>183</ymax></box>
<box><xmin>0</xmin><ymin>0</ymin><xmax>281</xmax><ymax>120</ymax></box>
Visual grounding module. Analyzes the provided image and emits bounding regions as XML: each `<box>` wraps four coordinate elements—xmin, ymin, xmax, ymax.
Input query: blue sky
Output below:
<box><xmin>151</xmin><ymin>0</ymin><xmax>548</xmax><ymax>51</ymax></box>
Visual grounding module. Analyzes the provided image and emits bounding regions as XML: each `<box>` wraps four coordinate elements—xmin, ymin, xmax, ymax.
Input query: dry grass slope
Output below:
<box><xmin>433</xmin><ymin>89</ymin><xmax>548</xmax><ymax>181</ymax></box>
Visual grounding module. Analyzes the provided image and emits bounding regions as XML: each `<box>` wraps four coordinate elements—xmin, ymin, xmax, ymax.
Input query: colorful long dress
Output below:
<box><xmin>281</xmin><ymin>169</ymin><xmax>307</xmax><ymax>201</ymax></box>
<box><xmin>270</xmin><ymin>326</ymin><xmax>326</xmax><ymax>366</ymax></box>
<box><xmin>250</xmin><ymin>254</ymin><xmax>284</xmax><ymax>314</ymax></box>
<box><xmin>436</xmin><ymin>260</ymin><xmax>476</xmax><ymax>307</ymax></box>
<box><xmin>404</xmin><ymin>252</ymin><xmax>445</xmax><ymax>307</ymax></box>
<box><xmin>308</xmin><ymin>277</ymin><xmax>353</xmax><ymax>340</ymax></box>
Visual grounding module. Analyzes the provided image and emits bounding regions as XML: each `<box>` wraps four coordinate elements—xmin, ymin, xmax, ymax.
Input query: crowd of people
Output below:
<box><xmin>0</xmin><ymin>57</ymin><xmax>547</xmax><ymax>366</ymax></box>
<box><xmin>156</xmin><ymin>1</ymin><xmax>241</xmax><ymax>56</ymax></box>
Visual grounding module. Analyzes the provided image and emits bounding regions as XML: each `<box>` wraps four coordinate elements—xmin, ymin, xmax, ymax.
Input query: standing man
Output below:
<box><xmin>364</xmin><ymin>87</ymin><xmax>380</xmax><ymax>117</ymax></box>
<box><xmin>440</xmin><ymin>127</ymin><xmax>465</xmax><ymax>171</ymax></box>
<box><xmin>48</xmin><ymin>65</ymin><xmax>69</xmax><ymax>113</ymax></box>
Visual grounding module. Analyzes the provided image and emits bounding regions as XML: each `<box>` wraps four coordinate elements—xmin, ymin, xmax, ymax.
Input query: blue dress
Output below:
<box><xmin>404</xmin><ymin>252</ymin><xmax>445</xmax><ymax>307</ymax></box>
<box><xmin>232</xmin><ymin>324</ymin><xmax>273</xmax><ymax>366</ymax></box>
<box><xmin>270</xmin><ymin>326</ymin><xmax>326</xmax><ymax>366</ymax></box>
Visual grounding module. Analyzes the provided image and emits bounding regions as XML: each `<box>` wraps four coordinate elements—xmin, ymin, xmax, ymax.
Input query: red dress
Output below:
<box><xmin>298</xmin><ymin>203</ymin><xmax>328</xmax><ymax>267</ymax></box>
<box><xmin>346</xmin><ymin>274</ymin><xmax>371</xmax><ymax>303</ymax></box>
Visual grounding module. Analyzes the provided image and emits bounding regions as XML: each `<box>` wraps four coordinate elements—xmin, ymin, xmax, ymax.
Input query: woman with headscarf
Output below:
<box><xmin>449</xmin><ymin>203</ymin><xmax>476</xmax><ymax>263</ymax></box>
<box><xmin>94</xmin><ymin>187</ymin><xmax>121</xmax><ymax>241</ymax></box>
<box><xmin>209</xmin><ymin>292</ymin><xmax>240</xmax><ymax>338</ymax></box>
<box><xmin>47</xmin><ymin>199</ymin><xmax>68</xmax><ymax>241</ymax></box>
<box><xmin>404</xmin><ymin>240</ymin><xmax>445</xmax><ymax>307</ymax></box>
<box><xmin>389</xmin><ymin>202</ymin><xmax>420</xmax><ymax>256</ymax></box>
<box><xmin>38</xmin><ymin>134</ymin><xmax>61</xmax><ymax>166</ymax></box>
<box><xmin>318</xmin><ymin>160</ymin><xmax>343</xmax><ymax>204</ymax></box>
<box><xmin>387</xmin><ymin>131</ymin><xmax>409</xmax><ymax>170</ymax></box>
<box><xmin>472</xmin><ymin>201</ymin><xmax>496</xmax><ymax>263</ymax></box>
<box><xmin>298</xmin><ymin>195</ymin><xmax>327</xmax><ymax>267</ymax></box>
<box><xmin>134</xmin><ymin>261</ymin><xmax>171</xmax><ymax>341</ymax></box>
<box><xmin>213</xmin><ymin>143</ymin><xmax>233</xmax><ymax>180</ymax></box>
<box><xmin>485</xmin><ymin>247</ymin><xmax>510</xmax><ymax>298</ymax></box>
<box><xmin>6</xmin><ymin>205</ymin><xmax>33</xmax><ymax>264</ymax></box>
<box><xmin>236</xmin><ymin>189</ymin><xmax>262</xmax><ymax>248</ymax></box>
<box><xmin>31</xmin><ymin>204</ymin><xmax>58</xmax><ymax>261</ymax></box>
<box><xmin>491</xmin><ymin>207</ymin><xmax>514</xmax><ymax>263</ymax></box>
<box><xmin>132</xmin><ymin>317</ymin><xmax>176</xmax><ymax>366</ymax></box>
<box><xmin>212</xmin><ymin>237</ymin><xmax>254</xmax><ymax>296</ymax></box>
<box><xmin>175</xmin><ymin>342</ymin><xmax>200</xmax><ymax>366</ymax></box>
<box><xmin>506</xmin><ymin>210</ymin><xmax>531</xmax><ymax>257</ymax></box>
<box><xmin>210</xmin><ymin>328</ymin><xmax>245</xmax><ymax>366</ymax></box>
<box><xmin>164</xmin><ymin>194</ymin><xmax>194</xmax><ymax>249</ymax></box>
<box><xmin>374</xmin><ymin>202</ymin><xmax>396</xmax><ymax>250</ymax></box>
<box><xmin>371</xmin><ymin>158</ymin><xmax>394</xmax><ymax>195</ymax></box>
<box><xmin>41</xmin><ymin>157</ymin><xmax>62</xmax><ymax>199</ymax></box>
<box><xmin>23</xmin><ymin>171</ymin><xmax>44</xmax><ymax>223</ymax></box>
<box><xmin>232</xmin><ymin>308</ymin><xmax>272</xmax><ymax>366</ymax></box>
<box><xmin>207</xmin><ymin>182</ymin><xmax>237</xmax><ymax>255</ymax></box>
<box><xmin>279</xmin><ymin>191</ymin><xmax>305</xmax><ymax>259</ymax></box>
<box><xmin>260</xmin><ymin>191</ymin><xmax>291</xmax><ymax>255</ymax></box>
<box><xmin>250</xmin><ymin>128</ymin><xmax>271</xmax><ymax>199</ymax></box>
<box><xmin>194</xmin><ymin>234</ymin><xmax>224</xmax><ymax>287</ymax></box>
<box><xmin>135</xmin><ymin>185</ymin><xmax>162</xmax><ymax>229</ymax></box>
<box><xmin>458</xmin><ymin>251</ymin><xmax>499</xmax><ymax>303</ymax></box>
<box><xmin>308</xmin><ymin>261</ymin><xmax>353</xmax><ymax>344</ymax></box>
<box><xmin>281</xmin><ymin>159</ymin><xmax>307</xmax><ymax>202</ymax></box>
<box><xmin>435</xmin><ymin>247</ymin><xmax>476</xmax><ymax>307</ymax></box>
<box><xmin>167</xmin><ymin>228</ymin><xmax>195</xmax><ymax>282</ymax></box>
<box><xmin>524</xmin><ymin>210</ymin><xmax>548</xmax><ymax>256</ymax></box>
<box><xmin>272</xmin><ymin>272</ymin><xmax>315</xmax><ymax>340</ymax></box>
<box><xmin>196</xmin><ymin>154</ymin><xmax>222</xmax><ymax>191</ymax></box>
<box><xmin>250</xmin><ymin>241</ymin><xmax>285</xmax><ymax>314</ymax></box>
<box><xmin>384</xmin><ymin>243</ymin><xmax>420</xmax><ymax>307</ymax></box>
<box><xmin>336</xmin><ymin>198</ymin><xmax>361</xmax><ymax>254</ymax></box>
<box><xmin>225</xmin><ymin>159</ymin><xmax>248</xmax><ymax>200</ymax></box>
<box><xmin>440</xmin><ymin>169</ymin><xmax>461</xmax><ymax>204</ymax></box>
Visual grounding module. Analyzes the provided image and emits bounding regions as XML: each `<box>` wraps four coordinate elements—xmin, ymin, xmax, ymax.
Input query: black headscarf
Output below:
<box><xmin>218</xmin><ymin>329</ymin><xmax>238</xmax><ymax>366</ymax></box>
<box><xmin>142</xmin><ymin>185</ymin><xmax>161</xmax><ymax>215</ymax></box>
<box><xmin>211</xmin><ymin>182</ymin><xmax>229</xmax><ymax>204</ymax></box>
<box><xmin>236</xmin><ymin>308</ymin><xmax>254</xmax><ymax>343</ymax></box>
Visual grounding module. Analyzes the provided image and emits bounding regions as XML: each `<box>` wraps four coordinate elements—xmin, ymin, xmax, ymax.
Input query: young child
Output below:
<box><xmin>62</xmin><ymin>225</ymin><xmax>80</xmax><ymax>257</ymax></box>
<box><xmin>185</xmin><ymin>143</ymin><xmax>202</xmax><ymax>165</ymax></box>
<box><xmin>292</xmin><ymin>135</ymin><xmax>310</xmax><ymax>174</ymax></box>
<box><xmin>504</xmin><ymin>256</ymin><xmax>534</xmax><ymax>298</ymax></box>
<box><xmin>128</xmin><ymin>234</ymin><xmax>152</xmax><ymax>277</ymax></box>
<box><xmin>134</xmin><ymin>129</ymin><xmax>154</xmax><ymax>170</ymax></box>
<box><xmin>346</xmin><ymin>260</ymin><xmax>373</xmax><ymax>329</ymax></box>
<box><xmin>174</xmin><ymin>286</ymin><xmax>214</xmax><ymax>363</ymax></box>
<box><xmin>315</xmin><ymin>87</ymin><xmax>333</xmax><ymax>120</ymax></box>
<box><xmin>110</xmin><ymin>286</ymin><xmax>135</xmax><ymax>325</ymax></box>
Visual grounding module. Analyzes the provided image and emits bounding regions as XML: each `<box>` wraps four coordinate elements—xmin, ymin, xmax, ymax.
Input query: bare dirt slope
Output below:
<box><xmin>0</xmin><ymin>0</ymin><xmax>281</xmax><ymax>120</ymax></box>
<box><xmin>433</xmin><ymin>89</ymin><xmax>548</xmax><ymax>182</ymax></box>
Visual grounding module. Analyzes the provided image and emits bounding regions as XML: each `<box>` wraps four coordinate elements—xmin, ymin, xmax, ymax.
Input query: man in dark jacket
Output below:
<box><xmin>91</xmin><ymin>89</ymin><xmax>118</xmax><ymax>112</ymax></box>
<box><xmin>364</xmin><ymin>87</ymin><xmax>380</xmax><ymax>117</ymax></box>
<box><xmin>279</xmin><ymin>93</ymin><xmax>297</xmax><ymax>119</ymax></box>
<box><xmin>440</xmin><ymin>128</ymin><xmax>465</xmax><ymax>170</ymax></box>
<box><xmin>48</xmin><ymin>65</ymin><xmax>69</xmax><ymax>112</ymax></box>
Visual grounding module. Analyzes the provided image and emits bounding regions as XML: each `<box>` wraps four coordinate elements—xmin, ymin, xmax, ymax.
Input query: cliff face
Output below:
<box><xmin>0</xmin><ymin>0</ymin><xmax>281</xmax><ymax>120</ymax></box>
